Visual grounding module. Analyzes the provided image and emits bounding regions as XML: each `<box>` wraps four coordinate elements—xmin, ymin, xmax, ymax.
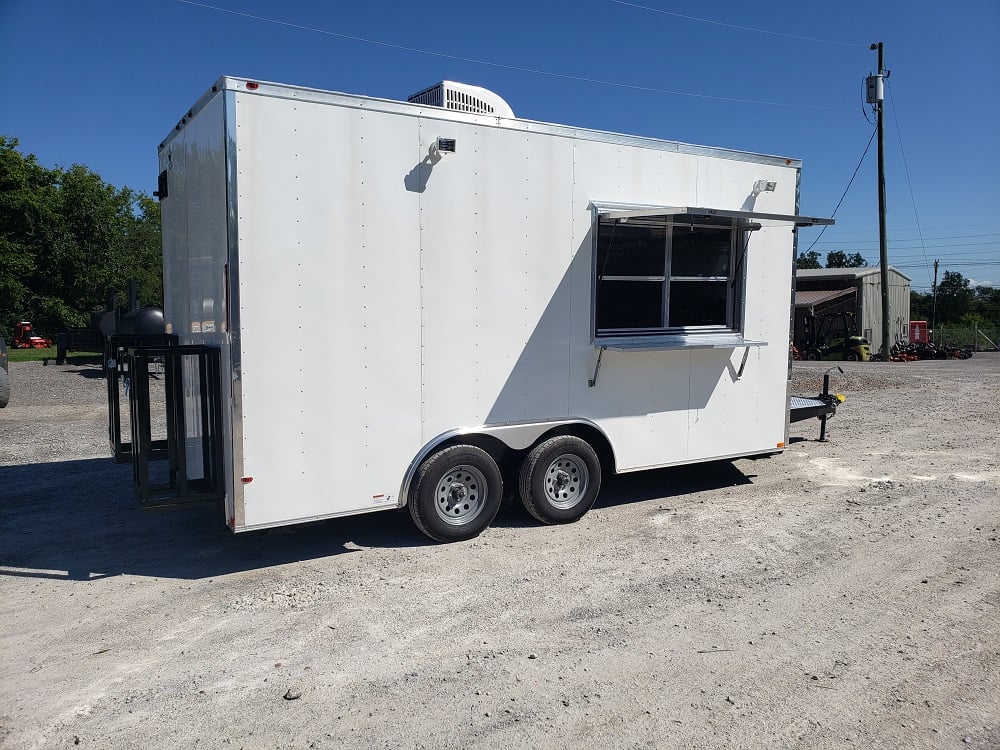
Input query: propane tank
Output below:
<box><xmin>119</xmin><ymin>307</ymin><xmax>165</xmax><ymax>335</ymax></box>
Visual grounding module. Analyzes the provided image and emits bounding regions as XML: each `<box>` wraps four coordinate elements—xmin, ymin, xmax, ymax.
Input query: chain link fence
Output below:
<box><xmin>932</xmin><ymin>324</ymin><xmax>1000</xmax><ymax>350</ymax></box>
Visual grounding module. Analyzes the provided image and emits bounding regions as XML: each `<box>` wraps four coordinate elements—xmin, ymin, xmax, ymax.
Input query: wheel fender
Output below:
<box><xmin>398</xmin><ymin>419</ymin><xmax>616</xmax><ymax>507</ymax></box>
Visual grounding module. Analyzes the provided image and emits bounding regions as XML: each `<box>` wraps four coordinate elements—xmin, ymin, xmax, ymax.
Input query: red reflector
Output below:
<box><xmin>241</xmin><ymin>476</ymin><xmax>253</xmax><ymax>484</ymax></box>
<box><xmin>245</xmin><ymin>81</ymin><xmax>259</xmax><ymax>90</ymax></box>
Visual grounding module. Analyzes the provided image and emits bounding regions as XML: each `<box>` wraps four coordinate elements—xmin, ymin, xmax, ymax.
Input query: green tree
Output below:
<box><xmin>127</xmin><ymin>196</ymin><xmax>162</xmax><ymax>308</ymax></box>
<box><xmin>826</xmin><ymin>250</ymin><xmax>867</xmax><ymax>268</ymax></box>
<box><xmin>910</xmin><ymin>290</ymin><xmax>933</xmax><ymax>322</ymax></box>
<box><xmin>0</xmin><ymin>136</ymin><xmax>54</xmax><ymax>334</ymax></box>
<box><xmin>972</xmin><ymin>285</ymin><xmax>1000</xmax><ymax>326</ymax></box>
<box><xmin>796</xmin><ymin>249</ymin><xmax>821</xmax><ymax>269</ymax></box>
<box><xmin>935</xmin><ymin>271</ymin><xmax>974</xmax><ymax>324</ymax></box>
<box><xmin>0</xmin><ymin>136</ymin><xmax>161</xmax><ymax>338</ymax></box>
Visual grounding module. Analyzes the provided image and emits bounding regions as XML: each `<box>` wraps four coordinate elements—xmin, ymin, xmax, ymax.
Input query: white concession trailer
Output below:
<box><xmin>111</xmin><ymin>76</ymin><xmax>833</xmax><ymax>542</ymax></box>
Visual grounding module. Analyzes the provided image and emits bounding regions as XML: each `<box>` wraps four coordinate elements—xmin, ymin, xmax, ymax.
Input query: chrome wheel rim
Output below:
<box><xmin>434</xmin><ymin>464</ymin><xmax>489</xmax><ymax>526</ymax></box>
<box><xmin>544</xmin><ymin>454</ymin><xmax>589</xmax><ymax>509</ymax></box>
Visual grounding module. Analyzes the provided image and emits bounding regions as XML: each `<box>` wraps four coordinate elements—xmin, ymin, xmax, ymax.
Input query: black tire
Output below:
<box><xmin>845</xmin><ymin>351</ymin><xmax>859</xmax><ymax>362</ymax></box>
<box><xmin>408</xmin><ymin>445</ymin><xmax>503</xmax><ymax>543</ymax></box>
<box><xmin>804</xmin><ymin>351</ymin><xmax>820</xmax><ymax>361</ymax></box>
<box><xmin>518</xmin><ymin>435</ymin><xmax>602</xmax><ymax>524</ymax></box>
<box><xmin>0</xmin><ymin>367</ymin><xmax>9</xmax><ymax>408</ymax></box>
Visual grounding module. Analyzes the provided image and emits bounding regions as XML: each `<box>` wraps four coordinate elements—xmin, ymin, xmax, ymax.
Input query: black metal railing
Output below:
<box><xmin>106</xmin><ymin>333</ymin><xmax>176</xmax><ymax>462</ymax></box>
<box><xmin>126</xmin><ymin>345</ymin><xmax>224</xmax><ymax>507</ymax></box>
<box><xmin>106</xmin><ymin>335</ymin><xmax>225</xmax><ymax>506</ymax></box>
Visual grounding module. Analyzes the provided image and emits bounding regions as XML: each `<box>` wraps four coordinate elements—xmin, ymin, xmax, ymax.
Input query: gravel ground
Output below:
<box><xmin>1</xmin><ymin>355</ymin><xmax>998</xmax><ymax>749</ymax></box>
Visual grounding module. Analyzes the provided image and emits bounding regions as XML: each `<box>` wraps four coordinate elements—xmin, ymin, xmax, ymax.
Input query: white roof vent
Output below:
<box><xmin>407</xmin><ymin>81</ymin><xmax>515</xmax><ymax>118</ymax></box>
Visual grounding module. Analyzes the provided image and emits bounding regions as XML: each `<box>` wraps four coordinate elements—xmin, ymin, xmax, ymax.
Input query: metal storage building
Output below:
<box><xmin>794</xmin><ymin>267</ymin><xmax>911</xmax><ymax>353</ymax></box>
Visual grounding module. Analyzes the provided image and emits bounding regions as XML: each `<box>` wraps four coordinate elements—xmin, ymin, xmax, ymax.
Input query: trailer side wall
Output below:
<box><xmin>163</xmin><ymin>80</ymin><xmax>802</xmax><ymax>530</ymax></box>
<box><xmin>232</xmin><ymin>91</ymin><xmax>423</xmax><ymax>528</ymax></box>
<box><xmin>159</xmin><ymin>92</ymin><xmax>235</xmax><ymax>522</ymax></box>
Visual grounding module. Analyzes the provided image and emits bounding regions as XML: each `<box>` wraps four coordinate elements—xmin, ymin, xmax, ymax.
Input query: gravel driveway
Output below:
<box><xmin>1</xmin><ymin>355</ymin><xmax>998</xmax><ymax>749</ymax></box>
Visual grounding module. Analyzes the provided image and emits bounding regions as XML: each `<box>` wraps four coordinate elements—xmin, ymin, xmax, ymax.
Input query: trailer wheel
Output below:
<box><xmin>0</xmin><ymin>367</ymin><xmax>9</xmax><ymax>408</ymax></box>
<box><xmin>408</xmin><ymin>445</ymin><xmax>503</xmax><ymax>543</ymax></box>
<box><xmin>519</xmin><ymin>436</ymin><xmax>602</xmax><ymax>525</ymax></box>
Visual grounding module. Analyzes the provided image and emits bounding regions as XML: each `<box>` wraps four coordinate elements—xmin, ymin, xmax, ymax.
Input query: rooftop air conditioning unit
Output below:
<box><xmin>407</xmin><ymin>81</ymin><xmax>515</xmax><ymax>118</ymax></box>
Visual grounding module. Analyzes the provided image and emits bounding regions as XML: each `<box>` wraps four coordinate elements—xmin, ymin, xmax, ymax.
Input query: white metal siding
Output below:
<box><xmin>161</xmin><ymin>94</ymin><xmax>229</xmax><ymax>341</ymax></box>
<box><xmin>418</xmin><ymin>133</ymin><xmax>795</xmax><ymax>472</ymax></box>
<box><xmin>193</xmin><ymin>80</ymin><xmax>806</xmax><ymax>528</ymax></box>
<box><xmin>858</xmin><ymin>269</ymin><xmax>911</xmax><ymax>351</ymax></box>
<box><xmin>567</xmin><ymin>144</ymin><xmax>794</xmax><ymax>468</ymax></box>
<box><xmin>890</xmin><ymin>269</ymin><xmax>911</xmax><ymax>347</ymax></box>
<box><xmin>158</xmin><ymin>93</ymin><xmax>235</xmax><ymax>521</ymax></box>
<box><xmin>232</xmin><ymin>93</ymin><xmax>422</xmax><ymax>528</ymax></box>
<box><xmin>419</xmin><ymin>125</ymin><xmax>575</xmax><ymax>437</ymax></box>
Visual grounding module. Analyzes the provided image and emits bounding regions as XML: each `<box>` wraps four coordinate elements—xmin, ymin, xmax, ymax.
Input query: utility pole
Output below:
<box><xmin>931</xmin><ymin>258</ymin><xmax>939</xmax><ymax>342</ymax></box>
<box><xmin>869</xmin><ymin>42</ymin><xmax>890</xmax><ymax>356</ymax></box>
<box><xmin>867</xmin><ymin>42</ymin><xmax>892</xmax><ymax>361</ymax></box>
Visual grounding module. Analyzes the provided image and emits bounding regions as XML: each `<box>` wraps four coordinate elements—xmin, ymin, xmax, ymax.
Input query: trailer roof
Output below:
<box><xmin>160</xmin><ymin>76</ymin><xmax>808</xmax><ymax>169</ymax></box>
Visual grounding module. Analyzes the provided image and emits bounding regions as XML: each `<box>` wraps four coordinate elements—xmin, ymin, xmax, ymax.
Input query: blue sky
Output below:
<box><xmin>2</xmin><ymin>0</ymin><xmax>998</xmax><ymax>289</ymax></box>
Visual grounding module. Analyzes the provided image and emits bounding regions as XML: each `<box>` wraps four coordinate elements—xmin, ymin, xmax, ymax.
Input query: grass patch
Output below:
<box><xmin>7</xmin><ymin>347</ymin><xmax>102</xmax><ymax>364</ymax></box>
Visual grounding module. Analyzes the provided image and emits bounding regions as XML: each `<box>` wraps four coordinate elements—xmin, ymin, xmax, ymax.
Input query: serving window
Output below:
<box><xmin>594</xmin><ymin>217</ymin><xmax>746</xmax><ymax>337</ymax></box>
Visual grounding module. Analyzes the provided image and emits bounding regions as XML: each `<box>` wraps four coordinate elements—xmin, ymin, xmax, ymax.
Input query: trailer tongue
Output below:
<box><xmin>789</xmin><ymin>366</ymin><xmax>845</xmax><ymax>442</ymax></box>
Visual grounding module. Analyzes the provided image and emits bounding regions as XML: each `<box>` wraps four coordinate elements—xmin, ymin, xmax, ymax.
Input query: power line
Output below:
<box><xmin>889</xmin><ymin>247</ymin><xmax>1000</xmax><ymax>257</ymax></box>
<box><xmin>176</xmin><ymin>0</ymin><xmax>851</xmax><ymax>110</ymax></box>
<box><xmin>812</xmin><ymin>223</ymin><xmax>1000</xmax><ymax>239</ymax></box>
<box><xmin>821</xmin><ymin>222</ymin><xmax>1000</xmax><ymax>234</ymax></box>
<box><xmin>896</xmin><ymin>261</ymin><xmax>1000</xmax><ymax>266</ymax></box>
<box><xmin>820</xmin><ymin>241</ymin><xmax>998</xmax><ymax>251</ymax></box>
<box><xmin>886</xmin><ymin>79</ymin><xmax>932</xmax><ymax>285</ymax></box>
<box><xmin>610</xmin><ymin>1</ymin><xmax>867</xmax><ymax>48</ymax></box>
<box><xmin>801</xmin><ymin>126</ymin><xmax>878</xmax><ymax>255</ymax></box>
<box><xmin>896</xmin><ymin>261</ymin><xmax>1000</xmax><ymax>267</ymax></box>
<box><xmin>813</xmin><ymin>233</ymin><xmax>1000</xmax><ymax>244</ymax></box>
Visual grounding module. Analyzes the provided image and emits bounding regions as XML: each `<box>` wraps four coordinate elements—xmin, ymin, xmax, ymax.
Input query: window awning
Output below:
<box><xmin>598</xmin><ymin>206</ymin><xmax>835</xmax><ymax>228</ymax></box>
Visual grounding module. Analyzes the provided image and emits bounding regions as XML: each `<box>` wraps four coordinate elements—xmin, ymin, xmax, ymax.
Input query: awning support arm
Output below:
<box><xmin>588</xmin><ymin>346</ymin><xmax>607</xmax><ymax>388</ymax></box>
<box><xmin>736</xmin><ymin>346</ymin><xmax>752</xmax><ymax>379</ymax></box>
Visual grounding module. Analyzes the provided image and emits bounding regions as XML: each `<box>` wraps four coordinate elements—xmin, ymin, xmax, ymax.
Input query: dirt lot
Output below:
<box><xmin>1</xmin><ymin>355</ymin><xmax>998</xmax><ymax>749</ymax></box>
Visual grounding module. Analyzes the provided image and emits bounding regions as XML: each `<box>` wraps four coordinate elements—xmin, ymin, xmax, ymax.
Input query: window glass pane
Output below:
<box><xmin>597</xmin><ymin>223</ymin><xmax>666</xmax><ymax>277</ymax></box>
<box><xmin>596</xmin><ymin>280</ymin><xmax>663</xmax><ymax>330</ymax></box>
<box><xmin>668</xmin><ymin>280</ymin><xmax>728</xmax><ymax>327</ymax></box>
<box><xmin>670</xmin><ymin>227</ymin><xmax>731</xmax><ymax>277</ymax></box>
